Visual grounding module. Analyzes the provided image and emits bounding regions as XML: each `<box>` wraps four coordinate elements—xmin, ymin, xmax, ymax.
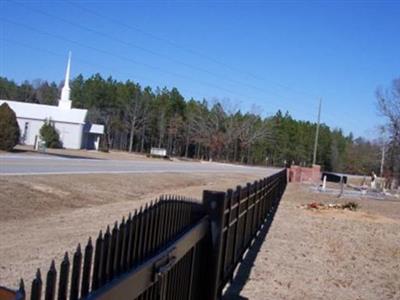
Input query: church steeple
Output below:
<box><xmin>59</xmin><ymin>51</ymin><xmax>72</xmax><ymax>109</ymax></box>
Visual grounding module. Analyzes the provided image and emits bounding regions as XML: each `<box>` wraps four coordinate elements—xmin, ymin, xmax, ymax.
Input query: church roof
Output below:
<box><xmin>0</xmin><ymin>100</ymin><xmax>88</xmax><ymax>124</ymax></box>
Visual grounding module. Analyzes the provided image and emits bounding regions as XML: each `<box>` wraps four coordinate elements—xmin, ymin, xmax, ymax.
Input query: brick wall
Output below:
<box><xmin>289</xmin><ymin>165</ymin><xmax>321</xmax><ymax>183</ymax></box>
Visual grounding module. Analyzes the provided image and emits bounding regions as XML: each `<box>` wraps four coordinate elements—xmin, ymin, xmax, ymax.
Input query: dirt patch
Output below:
<box><xmin>0</xmin><ymin>171</ymin><xmax>267</xmax><ymax>289</ymax></box>
<box><xmin>226</xmin><ymin>183</ymin><xmax>400</xmax><ymax>300</ymax></box>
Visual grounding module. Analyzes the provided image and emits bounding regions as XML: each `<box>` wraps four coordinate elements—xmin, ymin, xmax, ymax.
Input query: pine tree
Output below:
<box><xmin>40</xmin><ymin>119</ymin><xmax>62</xmax><ymax>148</ymax></box>
<box><xmin>0</xmin><ymin>103</ymin><xmax>20</xmax><ymax>151</ymax></box>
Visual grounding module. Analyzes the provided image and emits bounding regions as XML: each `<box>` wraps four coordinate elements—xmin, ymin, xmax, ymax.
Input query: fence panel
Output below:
<box><xmin>12</xmin><ymin>196</ymin><xmax>204</xmax><ymax>300</ymax></box>
<box><xmin>5</xmin><ymin>169</ymin><xmax>287</xmax><ymax>300</ymax></box>
<box><xmin>204</xmin><ymin>169</ymin><xmax>287</xmax><ymax>297</ymax></box>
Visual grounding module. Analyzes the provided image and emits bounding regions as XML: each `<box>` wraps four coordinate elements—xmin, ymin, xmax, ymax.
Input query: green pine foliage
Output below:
<box><xmin>39</xmin><ymin>120</ymin><xmax>62</xmax><ymax>149</ymax></box>
<box><xmin>0</xmin><ymin>75</ymin><xmax>384</xmax><ymax>175</ymax></box>
<box><xmin>0</xmin><ymin>103</ymin><xmax>20</xmax><ymax>151</ymax></box>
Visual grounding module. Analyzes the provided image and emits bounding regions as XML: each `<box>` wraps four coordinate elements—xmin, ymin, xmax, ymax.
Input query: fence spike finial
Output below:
<box><xmin>36</xmin><ymin>268</ymin><xmax>42</xmax><ymax>280</ymax></box>
<box><xmin>19</xmin><ymin>278</ymin><xmax>25</xmax><ymax>291</ymax></box>
<box><xmin>81</xmin><ymin>236</ymin><xmax>94</xmax><ymax>298</ymax></box>
<box><xmin>45</xmin><ymin>260</ymin><xmax>57</xmax><ymax>300</ymax></box>
<box><xmin>31</xmin><ymin>269</ymin><xmax>42</xmax><ymax>300</ymax></box>
<box><xmin>70</xmin><ymin>243</ymin><xmax>82</xmax><ymax>300</ymax></box>
<box><xmin>58</xmin><ymin>252</ymin><xmax>70</xmax><ymax>300</ymax></box>
<box><xmin>50</xmin><ymin>259</ymin><xmax>56</xmax><ymax>271</ymax></box>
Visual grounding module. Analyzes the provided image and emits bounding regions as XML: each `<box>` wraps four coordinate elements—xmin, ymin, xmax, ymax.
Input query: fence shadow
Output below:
<box><xmin>222</xmin><ymin>198</ymin><xmax>281</xmax><ymax>300</ymax></box>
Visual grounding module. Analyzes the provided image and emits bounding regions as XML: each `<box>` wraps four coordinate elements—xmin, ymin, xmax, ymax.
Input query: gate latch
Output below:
<box><xmin>153</xmin><ymin>248</ymin><xmax>176</xmax><ymax>281</ymax></box>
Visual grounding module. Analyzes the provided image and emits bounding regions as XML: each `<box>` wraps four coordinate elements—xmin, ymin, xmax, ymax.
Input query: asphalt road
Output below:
<box><xmin>0</xmin><ymin>154</ymin><xmax>279</xmax><ymax>176</ymax></box>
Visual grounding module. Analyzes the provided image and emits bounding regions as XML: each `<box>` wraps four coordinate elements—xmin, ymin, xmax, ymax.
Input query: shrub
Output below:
<box><xmin>40</xmin><ymin>119</ymin><xmax>63</xmax><ymax>148</ymax></box>
<box><xmin>0</xmin><ymin>103</ymin><xmax>20</xmax><ymax>151</ymax></box>
<box><xmin>342</xmin><ymin>201</ymin><xmax>359</xmax><ymax>211</ymax></box>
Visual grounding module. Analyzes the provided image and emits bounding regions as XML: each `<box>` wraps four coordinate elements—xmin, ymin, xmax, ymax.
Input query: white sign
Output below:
<box><xmin>150</xmin><ymin>147</ymin><xmax>167</xmax><ymax>157</ymax></box>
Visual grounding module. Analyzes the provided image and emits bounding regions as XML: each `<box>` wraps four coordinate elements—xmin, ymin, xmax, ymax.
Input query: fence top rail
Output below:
<box><xmin>13</xmin><ymin>194</ymin><xmax>204</xmax><ymax>300</ymax></box>
<box><xmin>85</xmin><ymin>216</ymin><xmax>209</xmax><ymax>300</ymax></box>
<box><xmin>224</xmin><ymin>170</ymin><xmax>285</xmax><ymax>206</ymax></box>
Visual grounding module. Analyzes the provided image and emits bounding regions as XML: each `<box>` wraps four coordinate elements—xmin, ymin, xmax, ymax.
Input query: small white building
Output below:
<box><xmin>0</xmin><ymin>53</ymin><xmax>104</xmax><ymax>150</ymax></box>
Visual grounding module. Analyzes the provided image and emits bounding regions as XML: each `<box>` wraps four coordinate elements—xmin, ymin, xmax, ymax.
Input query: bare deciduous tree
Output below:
<box><xmin>376</xmin><ymin>78</ymin><xmax>400</xmax><ymax>184</ymax></box>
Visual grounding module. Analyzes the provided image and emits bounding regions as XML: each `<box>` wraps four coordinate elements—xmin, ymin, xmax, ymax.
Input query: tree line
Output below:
<box><xmin>0</xmin><ymin>75</ymin><xmax>383</xmax><ymax>175</ymax></box>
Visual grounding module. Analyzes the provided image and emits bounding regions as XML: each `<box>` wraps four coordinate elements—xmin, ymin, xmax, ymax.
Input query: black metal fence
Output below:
<box><xmin>3</xmin><ymin>169</ymin><xmax>287</xmax><ymax>300</ymax></box>
<box><xmin>207</xmin><ymin>169</ymin><xmax>286</xmax><ymax>298</ymax></box>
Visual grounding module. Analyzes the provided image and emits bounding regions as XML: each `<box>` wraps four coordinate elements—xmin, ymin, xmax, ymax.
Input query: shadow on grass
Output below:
<box><xmin>7</xmin><ymin>148</ymin><xmax>104</xmax><ymax>160</ymax></box>
<box><xmin>222</xmin><ymin>198</ymin><xmax>282</xmax><ymax>300</ymax></box>
<box><xmin>36</xmin><ymin>151</ymin><xmax>104</xmax><ymax>160</ymax></box>
<box><xmin>7</xmin><ymin>149</ymin><xmax>30</xmax><ymax>153</ymax></box>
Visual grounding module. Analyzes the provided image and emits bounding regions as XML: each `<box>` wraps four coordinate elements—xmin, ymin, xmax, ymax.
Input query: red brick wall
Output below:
<box><xmin>289</xmin><ymin>165</ymin><xmax>321</xmax><ymax>183</ymax></box>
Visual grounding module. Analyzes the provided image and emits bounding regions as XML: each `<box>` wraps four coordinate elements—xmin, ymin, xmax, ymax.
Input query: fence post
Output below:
<box><xmin>202</xmin><ymin>190</ymin><xmax>226</xmax><ymax>300</ymax></box>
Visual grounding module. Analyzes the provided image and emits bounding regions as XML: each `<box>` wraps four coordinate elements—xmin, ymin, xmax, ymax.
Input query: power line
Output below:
<box><xmin>67</xmin><ymin>0</ymin><xmax>321</xmax><ymax>100</ymax></box>
<box><xmin>0</xmin><ymin>20</ymin><xmax>364</xmax><ymax>132</ymax></box>
<box><xmin>10</xmin><ymin>0</ymin><xmax>318</xmax><ymax>107</ymax></box>
<box><xmin>0</xmin><ymin>18</ymin><xmax>251</xmax><ymax>99</ymax></box>
<box><xmin>1</xmin><ymin>37</ymin><xmax>251</xmax><ymax>106</ymax></box>
<box><xmin>63</xmin><ymin>1</ymin><xmax>373</xmax><ymax>132</ymax></box>
<box><xmin>8</xmin><ymin>1</ymin><xmax>361</xmax><ymax>110</ymax></box>
<box><xmin>1</xmin><ymin>3</ymin><xmax>371</xmax><ymax>133</ymax></box>
<box><xmin>0</xmin><ymin>37</ymin><xmax>165</xmax><ymax>88</ymax></box>
<box><xmin>3</xmin><ymin>28</ymin><xmax>366</xmax><ymax>137</ymax></box>
<box><xmin>1</xmin><ymin>17</ymin><xmax>325</xmax><ymax>121</ymax></box>
<box><xmin>1</xmin><ymin>35</ymin><xmax>323</xmax><ymax>124</ymax></box>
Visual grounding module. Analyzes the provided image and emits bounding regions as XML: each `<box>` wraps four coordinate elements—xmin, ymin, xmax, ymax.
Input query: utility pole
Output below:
<box><xmin>312</xmin><ymin>98</ymin><xmax>322</xmax><ymax>166</ymax></box>
<box><xmin>380</xmin><ymin>142</ymin><xmax>385</xmax><ymax>177</ymax></box>
<box><xmin>379</xmin><ymin>126</ymin><xmax>386</xmax><ymax>178</ymax></box>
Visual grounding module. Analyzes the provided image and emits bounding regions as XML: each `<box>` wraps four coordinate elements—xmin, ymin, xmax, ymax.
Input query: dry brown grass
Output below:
<box><xmin>0</xmin><ymin>171</ymin><xmax>267</xmax><ymax>289</ymax></box>
<box><xmin>1</xmin><ymin>173</ymin><xmax>399</xmax><ymax>299</ymax></box>
<box><xmin>227</xmin><ymin>183</ymin><xmax>400</xmax><ymax>300</ymax></box>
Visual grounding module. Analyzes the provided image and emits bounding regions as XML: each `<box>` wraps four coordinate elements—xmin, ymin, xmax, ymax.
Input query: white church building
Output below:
<box><xmin>0</xmin><ymin>53</ymin><xmax>104</xmax><ymax>150</ymax></box>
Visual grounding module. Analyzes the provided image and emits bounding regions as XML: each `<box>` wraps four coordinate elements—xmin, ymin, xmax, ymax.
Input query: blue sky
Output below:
<box><xmin>1</xmin><ymin>0</ymin><xmax>399</xmax><ymax>138</ymax></box>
